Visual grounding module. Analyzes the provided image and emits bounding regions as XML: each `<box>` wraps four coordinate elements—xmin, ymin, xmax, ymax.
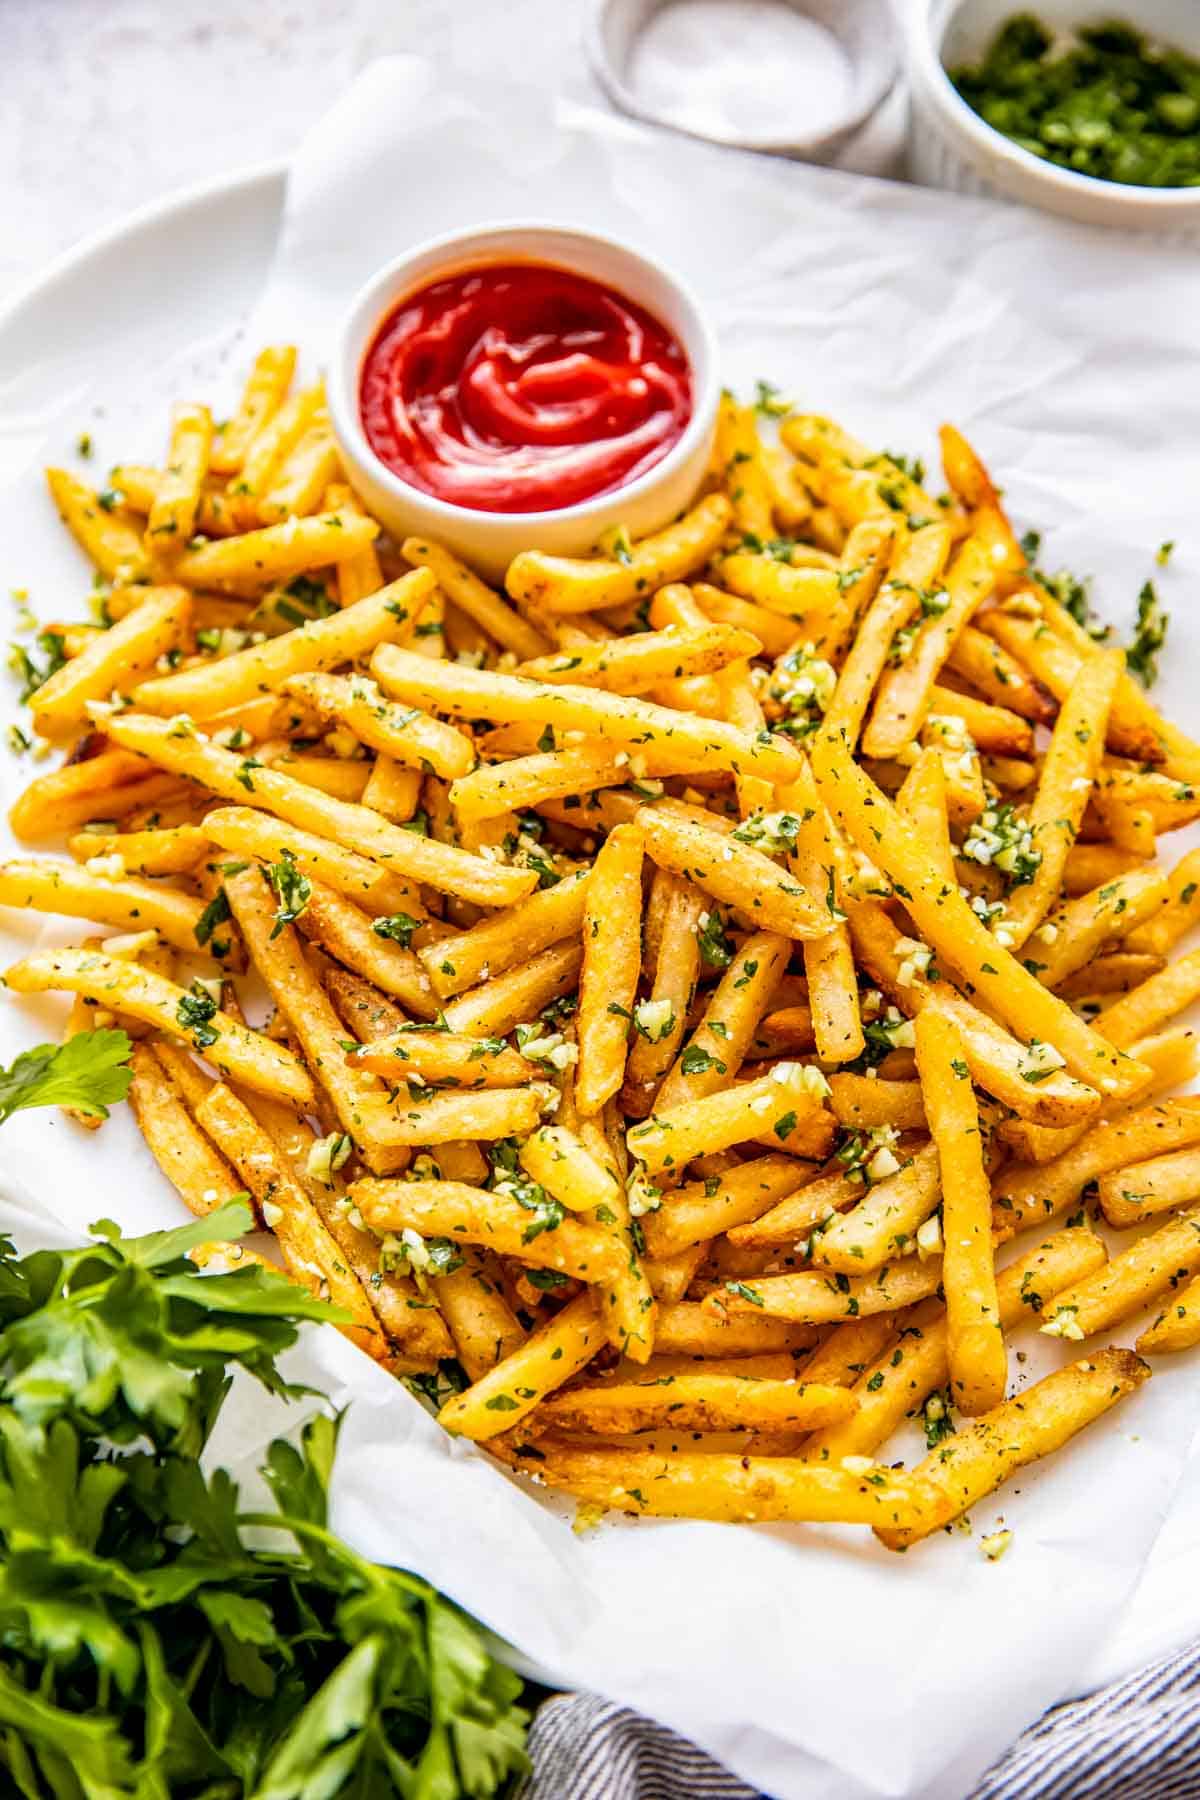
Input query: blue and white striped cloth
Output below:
<box><xmin>520</xmin><ymin>1637</ymin><xmax>1200</xmax><ymax>1799</ymax></box>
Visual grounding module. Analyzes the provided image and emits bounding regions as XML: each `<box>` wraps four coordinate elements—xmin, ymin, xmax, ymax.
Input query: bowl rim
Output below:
<box><xmin>911</xmin><ymin>0</ymin><xmax>1200</xmax><ymax>210</ymax></box>
<box><xmin>327</xmin><ymin>219</ymin><xmax>721</xmax><ymax>532</ymax></box>
<box><xmin>584</xmin><ymin>0</ymin><xmax>900</xmax><ymax>157</ymax></box>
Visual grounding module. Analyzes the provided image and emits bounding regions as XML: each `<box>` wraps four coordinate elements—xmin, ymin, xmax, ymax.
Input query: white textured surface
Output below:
<box><xmin>0</xmin><ymin>0</ymin><xmax>601</xmax><ymax>303</ymax></box>
<box><xmin>1</xmin><ymin>0</ymin><xmax>912</xmax><ymax>307</ymax></box>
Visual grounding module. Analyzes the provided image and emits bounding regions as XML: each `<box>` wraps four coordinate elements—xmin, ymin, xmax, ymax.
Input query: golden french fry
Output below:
<box><xmin>915</xmin><ymin>1003</ymin><xmax>1006</xmax><ymax>1415</ymax></box>
<box><xmin>654</xmin><ymin>1301</ymin><xmax>819</xmax><ymax>1357</ymax></box>
<box><xmin>442</xmin><ymin>941</ymin><xmax>582</xmax><ymax>1037</ymax></box>
<box><xmin>517</xmin><ymin>623</ymin><xmax>760</xmax><ymax>693</ymax></box>
<box><xmin>418</xmin><ymin>868</ymin><xmax>588</xmax><ymax>999</ymax></box>
<box><xmin>352</xmin><ymin>1179</ymin><xmax>621</xmax><ymax>1284</ymax></box>
<box><xmin>641</xmin><ymin>1155</ymin><xmax>809</xmax><ymax>1259</ymax></box>
<box><xmin>505</xmin><ymin>494</ymin><xmax>732</xmax><ymax>615</ymax></box>
<box><xmin>209</xmin><ymin>345</ymin><xmax>296</xmax><ymax>474</ymax></box>
<box><xmin>725</xmin><ymin>1165</ymin><xmax>859</xmax><ymax>1250</ymax></box>
<box><xmin>1099</xmin><ymin>1145</ymin><xmax>1200</xmax><ymax>1226</ymax></box>
<box><xmin>1042</xmin><ymin>1207</ymin><xmax>1200</xmax><ymax>1340</ymax></box>
<box><xmin>287</xmin><ymin>670</ymin><xmax>476</xmax><ymax>780</ymax></box>
<box><xmin>637</xmin><ymin>806</ymin><xmax>825</xmax><ymax>939</ymax></box>
<box><xmin>828</xmin><ymin>1074</ymin><xmax>926</xmax><ymax>1132</ymax></box>
<box><xmin>435</xmin><ymin>1293</ymin><xmax>601</xmax><ymax>1439</ymax></box>
<box><xmin>129</xmin><ymin>1042</ymin><xmax>243</xmax><ymax>1215</ymax></box>
<box><xmin>628</xmin><ymin>1060</ymin><xmax>828</xmax><ymax>1177</ymax></box>
<box><xmin>202</xmin><ymin>807</ymin><xmax>423</xmax><ymax>922</ymax></box>
<box><xmin>1097</xmin><ymin>946</ymin><xmax>1200</xmax><ymax>1049</ymax></box>
<box><xmin>1030</xmin><ymin>869</ymin><xmax>1170</xmax><ymax>990</ymax></box>
<box><xmin>811</xmin><ymin>1144</ymin><xmax>941</xmax><ymax>1275</ymax></box>
<box><xmin>168</xmin><ymin>509</ymin><xmax>377</xmax><ymax>595</ymax></box>
<box><xmin>577</xmin><ymin>824</ymin><xmax>644</xmax><ymax>1117</ymax></box>
<box><xmin>656</xmin><ymin>932</ymin><xmax>789</xmax><ymax>1113</ymax></box>
<box><xmin>46</xmin><ymin>468</ymin><xmax>150</xmax><ymax>584</ymax></box>
<box><xmin>402</xmin><ymin>535</ymin><xmax>548</xmax><ymax>658</ymax></box>
<box><xmin>946</xmin><ymin>624</ymin><xmax>1057</xmax><ymax>724</ymax></box>
<box><xmin>147</xmin><ymin>403</ymin><xmax>213</xmax><ymax>552</ymax></box>
<box><xmin>132</xmin><ymin>570</ymin><xmax>431</xmax><ymax>716</ymax></box>
<box><xmin>67</xmin><ymin>824</ymin><xmax>210</xmax><ymax>877</ymax></box>
<box><xmin>1137</xmin><ymin>1275</ymin><xmax>1200</xmax><ymax>1355</ymax></box>
<box><xmin>30</xmin><ymin>589</ymin><xmax>192</xmax><ymax>739</ymax></box>
<box><xmin>622</xmin><ymin>874</ymin><xmax>705</xmax><ymax>1117</ymax></box>
<box><xmin>875</xmin><ymin>1348</ymin><xmax>1149</xmax><ymax>1550</ymax></box>
<box><xmin>537</xmin><ymin>1371</ymin><xmax>857</xmax><ymax>1437</ymax></box>
<box><xmin>526</xmin><ymin>1440</ymin><xmax>940</xmax><ymax>1528</ymax></box>
<box><xmin>861</xmin><ymin>531</ymin><xmax>998</xmax><ymax>759</ymax></box>
<box><xmin>372</xmin><ymin>643</ymin><xmax>801</xmax><ymax>782</ymax></box>
<box><xmin>5</xmin><ymin>944</ymin><xmax>312</xmax><ymax>1106</ymax></box>
<box><xmin>706</xmin><ymin>1255</ymin><xmax>942</xmax><ymax>1324</ymax></box>
<box><xmin>351</xmin><ymin>1029</ymin><xmax>532</xmax><ymax>1088</ymax></box>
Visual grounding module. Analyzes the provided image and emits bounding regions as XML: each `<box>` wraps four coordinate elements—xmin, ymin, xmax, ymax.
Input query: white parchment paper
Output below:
<box><xmin>2</xmin><ymin>56</ymin><xmax>1200</xmax><ymax>1799</ymax></box>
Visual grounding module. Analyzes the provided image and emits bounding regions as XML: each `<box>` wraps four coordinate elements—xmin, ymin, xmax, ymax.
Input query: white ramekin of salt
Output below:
<box><xmin>586</xmin><ymin>0</ymin><xmax>901</xmax><ymax>164</ymax></box>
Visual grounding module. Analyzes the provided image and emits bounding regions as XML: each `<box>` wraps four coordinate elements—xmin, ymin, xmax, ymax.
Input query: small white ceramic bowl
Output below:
<box><xmin>586</xmin><ymin>0</ymin><xmax>900</xmax><ymax>164</ymax></box>
<box><xmin>327</xmin><ymin>222</ymin><xmax>719</xmax><ymax>583</ymax></box>
<box><xmin>909</xmin><ymin>0</ymin><xmax>1200</xmax><ymax>235</ymax></box>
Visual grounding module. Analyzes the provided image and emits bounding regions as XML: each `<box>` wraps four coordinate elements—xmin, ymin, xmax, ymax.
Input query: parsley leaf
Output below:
<box><xmin>0</xmin><ymin>1029</ymin><xmax>132</xmax><ymax>1125</ymax></box>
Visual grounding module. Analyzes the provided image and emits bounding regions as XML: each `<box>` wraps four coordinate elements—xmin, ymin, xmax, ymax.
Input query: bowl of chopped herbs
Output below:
<box><xmin>909</xmin><ymin>0</ymin><xmax>1200</xmax><ymax>230</ymax></box>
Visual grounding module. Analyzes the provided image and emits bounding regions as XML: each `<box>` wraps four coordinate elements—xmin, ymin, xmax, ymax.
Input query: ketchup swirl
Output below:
<box><xmin>358</xmin><ymin>262</ymin><xmax>693</xmax><ymax>514</ymax></box>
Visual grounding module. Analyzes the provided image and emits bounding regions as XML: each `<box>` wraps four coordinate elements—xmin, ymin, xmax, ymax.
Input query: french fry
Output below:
<box><xmin>521</xmin><ymin>1123</ymin><xmax>657</xmax><ymax>1360</ymax></box>
<box><xmin>622</xmin><ymin>875</ymin><xmax>705</xmax><ymax>1117</ymax></box>
<box><xmin>1125</xmin><ymin>849</ymin><xmax>1200</xmax><ymax>955</ymax></box>
<box><xmin>708</xmin><ymin>1251</ymin><xmax>942</xmax><ymax>1323</ymax></box>
<box><xmin>450</xmin><ymin>742</ymin><xmax>629</xmax><ymax>823</ymax></box>
<box><xmin>1098</xmin><ymin>1145</ymin><xmax>1200</xmax><ymax>1226</ymax></box>
<box><xmin>813</xmin><ymin>733</ymin><xmax>1145</xmax><ymax>1099</ymax></box>
<box><xmin>286</xmin><ymin>670</ymin><xmax>476</xmax><ymax>780</ymax></box>
<box><xmin>637</xmin><ymin>806</ymin><xmax>825</xmax><ymax>939</ymax></box>
<box><xmin>505</xmin><ymin>494</ymin><xmax>732</xmax><ymax>615</ymax></box>
<box><xmin>992</xmin><ymin>1099</ymin><xmax>1200</xmax><ymax>1233</ymax></box>
<box><xmin>828</xmin><ymin>1074</ymin><xmax>926</xmax><ymax>1131</ymax></box>
<box><xmin>0</xmin><ymin>856</ymin><xmax>207</xmax><ymax>953</ymax></box>
<box><xmin>1137</xmin><ymin>1276</ymin><xmax>1200</xmax><ymax>1355</ymax></box>
<box><xmin>351</xmin><ymin>1029</ymin><xmax>532</xmax><ymax>1089</ymax></box>
<box><xmin>259</xmin><ymin>425</ymin><xmax>339</xmax><ymax>524</ymax></box>
<box><xmin>442</xmin><ymin>941</ymin><xmax>583</xmax><ymax>1037</ymax></box>
<box><xmin>132</xmin><ymin>570</ymin><xmax>432</xmax><ymax>716</ymax></box>
<box><xmin>915</xmin><ymin>1003</ymin><xmax>1006</xmax><ymax>1414</ymax></box>
<box><xmin>371</xmin><ymin>643</ymin><xmax>801</xmax><ymax>782</ymax></box>
<box><xmin>874</xmin><ymin>1349</ymin><xmax>1149</xmax><ymax>1550</ymax></box>
<box><xmin>146</xmin><ymin>403</ymin><xmax>213</xmax><ymax>552</ymax></box>
<box><xmin>516</xmin><ymin>623</ymin><xmax>760</xmax><ymax>693</ymax></box>
<box><xmin>927</xmin><ymin>685</ymin><xmax>1033</xmax><ymax>758</ymax></box>
<box><xmin>168</xmin><ymin>509</ymin><xmax>378</xmax><ymax>595</ymax></box>
<box><xmin>537</xmin><ymin>1370</ymin><xmax>857</xmax><ymax>1437</ymax></box>
<box><xmin>417</xmin><ymin>869</ymin><xmax>588</xmax><ymax>1000</ymax></box>
<box><xmin>847</xmin><ymin>900</ymin><xmax>1103</xmax><ymax>1127</ymax></box>
<box><xmin>1096</xmin><ymin>947</ymin><xmax>1200</xmax><ymax>1049</ymax></box>
<box><xmin>435</xmin><ymin>1292</ymin><xmax>602</xmax><ymax>1439</ymax></box>
<box><xmin>290</xmin><ymin>884</ymin><xmax>436</xmax><ymax>1016</ymax></box>
<box><xmin>577</xmin><ymin>824</ymin><xmax>644</xmax><ymax>1116</ymax></box>
<box><xmin>811</xmin><ymin>1144</ymin><xmax>942</xmax><ymax>1276</ymax></box>
<box><xmin>128</xmin><ymin>1042</ymin><xmax>244</xmax><ymax>1214</ymax></box>
<box><xmin>715</xmin><ymin>393</ymin><xmax>773</xmax><ymax>539</ymax></box>
<box><xmin>229</xmin><ymin>385</ymin><xmax>323</xmax><ymax>525</ymax></box>
<box><xmin>692</xmin><ymin>582</ymin><xmax>804</xmax><ymax>658</ymax></box>
<box><xmin>209</xmin><ymin>345</ymin><xmax>295</xmax><ymax>474</ymax></box>
<box><xmin>628</xmin><ymin>1060</ymin><xmax>828</xmax><ymax>1177</ymax></box>
<box><xmin>896</xmin><ymin>746</ymin><xmax>955</xmax><ymax>884</ymax></box>
<box><xmin>1000</xmin><ymin>649</ymin><xmax>1123</xmax><ymax>947</ymax></box>
<box><xmin>1043</xmin><ymin>1209</ymin><xmax>1200</xmax><ymax>1340</ymax></box>
<box><xmin>191</xmin><ymin>1079</ymin><xmax>384</xmax><ymax>1357</ymax></box>
<box><xmin>946</xmin><ymin>625</ymin><xmax>1057</xmax><ymax>724</ymax></box>
<box><xmin>352</xmin><ymin>1179</ymin><xmax>621</xmax><ymax>1285</ymax></box>
<box><xmin>641</xmin><ymin>1155</ymin><xmax>811</xmax><ymax>1259</ymax></box>
<box><xmin>5</xmin><ymin>944</ymin><xmax>313</xmax><ymax>1106</ymax></box>
<box><xmin>654</xmin><ymin>1302</ymin><xmax>819</xmax><ymax>1357</ymax></box>
<box><xmin>222</xmin><ymin>866</ymin><xmax>410</xmax><ymax>1166</ymax></box>
<box><xmin>725</xmin><ymin>1166</ymin><xmax>859</xmax><ymax>1250</ymax></box>
<box><xmin>861</xmin><ymin>532</ymin><xmax>998</xmax><ymax>759</ymax></box>
<box><xmin>401</xmin><ymin>535</ymin><xmax>548</xmax><ymax>658</ymax></box>
<box><xmin>202</xmin><ymin>806</ymin><xmax>423</xmax><ymax>920</ymax></box>
<box><xmin>656</xmin><ymin>932</ymin><xmax>790</xmax><ymax>1113</ymax></box>
<box><xmin>982</xmin><ymin>604</ymin><xmax>1162</xmax><ymax>764</ymax></box>
<box><xmin>94</xmin><ymin>709</ymin><xmax>538</xmax><ymax>908</ymax></box>
<box><xmin>804</xmin><ymin>1228</ymin><xmax>1110</xmax><ymax>1465</ymax></box>
<box><xmin>527</xmin><ymin>1440</ymin><xmax>939</xmax><ymax>1528</ymax></box>
<box><xmin>30</xmin><ymin>588</ymin><xmax>192</xmax><ymax>739</ymax></box>
<box><xmin>361</xmin><ymin>754</ymin><xmax>422</xmax><ymax>823</ymax></box>
<box><xmin>67</xmin><ymin>824</ymin><xmax>210</xmax><ymax>877</ymax></box>
<box><xmin>46</xmin><ymin>468</ymin><xmax>150</xmax><ymax>584</ymax></box>
<box><xmin>434</xmin><ymin>1246</ymin><xmax>527</xmax><ymax>1379</ymax></box>
<box><xmin>1030</xmin><ymin>869</ymin><xmax>1170</xmax><ymax>990</ymax></box>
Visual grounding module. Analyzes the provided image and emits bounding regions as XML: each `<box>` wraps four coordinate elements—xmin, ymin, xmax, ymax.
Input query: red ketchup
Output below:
<box><xmin>359</xmin><ymin>262</ymin><xmax>693</xmax><ymax>514</ymax></box>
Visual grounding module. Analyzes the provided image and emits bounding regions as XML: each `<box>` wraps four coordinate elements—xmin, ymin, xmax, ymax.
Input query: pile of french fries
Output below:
<box><xmin>6</xmin><ymin>350</ymin><xmax>1200</xmax><ymax>1551</ymax></box>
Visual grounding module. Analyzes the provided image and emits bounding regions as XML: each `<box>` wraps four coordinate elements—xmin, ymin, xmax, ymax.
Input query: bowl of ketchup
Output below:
<box><xmin>328</xmin><ymin>223</ymin><xmax>718</xmax><ymax>581</ymax></box>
